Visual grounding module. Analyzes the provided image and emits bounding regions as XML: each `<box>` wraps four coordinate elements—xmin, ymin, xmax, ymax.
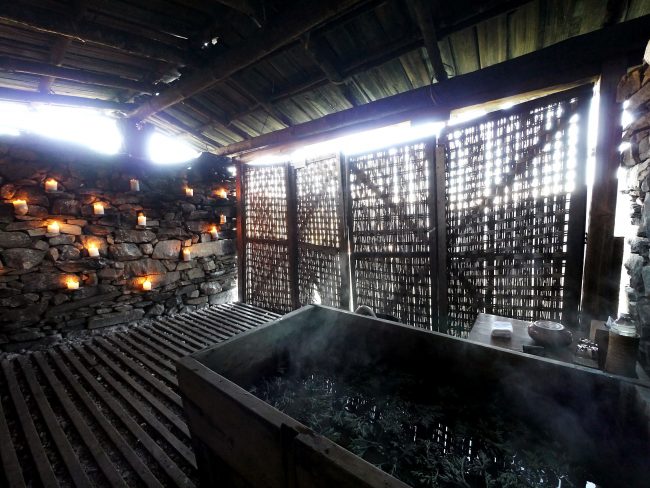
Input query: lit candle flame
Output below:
<box><xmin>185</xmin><ymin>187</ymin><xmax>194</xmax><ymax>197</ymax></box>
<box><xmin>12</xmin><ymin>199</ymin><xmax>28</xmax><ymax>215</ymax></box>
<box><xmin>45</xmin><ymin>178</ymin><xmax>58</xmax><ymax>192</ymax></box>
<box><xmin>66</xmin><ymin>277</ymin><xmax>79</xmax><ymax>290</ymax></box>
<box><xmin>47</xmin><ymin>221</ymin><xmax>60</xmax><ymax>234</ymax></box>
<box><xmin>142</xmin><ymin>278</ymin><xmax>152</xmax><ymax>291</ymax></box>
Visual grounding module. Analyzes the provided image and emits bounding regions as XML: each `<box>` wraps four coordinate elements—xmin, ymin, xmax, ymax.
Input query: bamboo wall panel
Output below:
<box><xmin>244</xmin><ymin>165</ymin><xmax>292</xmax><ymax>312</ymax></box>
<box><xmin>245</xmin><ymin>241</ymin><xmax>292</xmax><ymax>313</ymax></box>
<box><xmin>442</xmin><ymin>91</ymin><xmax>589</xmax><ymax>336</ymax></box>
<box><xmin>348</xmin><ymin>142</ymin><xmax>433</xmax><ymax>328</ymax></box>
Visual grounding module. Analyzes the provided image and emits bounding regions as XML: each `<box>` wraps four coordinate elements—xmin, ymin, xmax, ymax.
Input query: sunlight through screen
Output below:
<box><xmin>0</xmin><ymin>102</ymin><xmax>123</xmax><ymax>154</ymax></box>
<box><xmin>147</xmin><ymin>131</ymin><xmax>201</xmax><ymax>164</ymax></box>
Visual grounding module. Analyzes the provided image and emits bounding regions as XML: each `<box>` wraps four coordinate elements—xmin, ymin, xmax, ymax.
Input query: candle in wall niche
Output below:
<box><xmin>87</xmin><ymin>243</ymin><xmax>100</xmax><ymax>257</ymax></box>
<box><xmin>142</xmin><ymin>279</ymin><xmax>152</xmax><ymax>291</ymax></box>
<box><xmin>210</xmin><ymin>226</ymin><xmax>219</xmax><ymax>240</ymax></box>
<box><xmin>45</xmin><ymin>178</ymin><xmax>58</xmax><ymax>192</ymax></box>
<box><xmin>185</xmin><ymin>187</ymin><xmax>194</xmax><ymax>197</ymax></box>
<box><xmin>130</xmin><ymin>179</ymin><xmax>140</xmax><ymax>192</ymax></box>
<box><xmin>137</xmin><ymin>213</ymin><xmax>147</xmax><ymax>226</ymax></box>
<box><xmin>216</xmin><ymin>188</ymin><xmax>228</xmax><ymax>199</ymax></box>
<box><xmin>220</xmin><ymin>214</ymin><xmax>227</xmax><ymax>225</ymax></box>
<box><xmin>182</xmin><ymin>248</ymin><xmax>191</xmax><ymax>262</ymax></box>
<box><xmin>12</xmin><ymin>199</ymin><xmax>28</xmax><ymax>215</ymax></box>
<box><xmin>93</xmin><ymin>202</ymin><xmax>105</xmax><ymax>215</ymax></box>
<box><xmin>66</xmin><ymin>277</ymin><xmax>79</xmax><ymax>290</ymax></box>
<box><xmin>47</xmin><ymin>221</ymin><xmax>60</xmax><ymax>235</ymax></box>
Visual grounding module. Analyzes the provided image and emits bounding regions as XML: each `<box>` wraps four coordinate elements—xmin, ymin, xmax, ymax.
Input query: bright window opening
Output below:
<box><xmin>147</xmin><ymin>131</ymin><xmax>201</xmax><ymax>165</ymax></box>
<box><xmin>0</xmin><ymin>101</ymin><xmax>123</xmax><ymax>154</ymax></box>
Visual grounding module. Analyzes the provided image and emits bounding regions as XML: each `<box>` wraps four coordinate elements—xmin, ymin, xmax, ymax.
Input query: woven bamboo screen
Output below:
<box><xmin>347</xmin><ymin>142</ymin><xmax>434</xmax><ymax>329</ymax></box>
<box><xmin>296</xmin><ymin>154</ymin><xmax>347</xmax><ymax>308</ymax></box>
<box><xmin>243</xmin><ymin>164</ymin><xmax>293</xmax><ymax>313</ymax></box>
<box><xmin>441</xmin><ymin>89</ymin><xmax>590</xmax><ymax>336</ymax></box>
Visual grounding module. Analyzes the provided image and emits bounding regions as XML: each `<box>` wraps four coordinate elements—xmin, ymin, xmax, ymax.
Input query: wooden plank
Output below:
<box><xmin>139</xmin><ymin>326</ymin><xmax>199</xmax><ymax>354</ymax></box>
<box><xmin>152</xmin><ymin>318</ymin><xmax>212</xmax><ymax>347</ymax></box>
<box><xmin>286</xmin><ymin>163</ymin><xmax>300</xmax><ymax>309</ymax></box>
<box><xmin>32</xmin><ymin>353</ymin><xmax>128</xmax><ymax>488</ymax></box>
<box><xmin>48</xmin><ymin>349</ymin><xmax>164</xmax><ymax>488</ymax></box>
<box><xmin>426</xmin><ymin>138</ymin><xmax>438</xmax><ymax>331</ymax></box>
<box><xmin>163</xmin><ymin>313</ymin><xmax>233</xmax><ymax>338</ymax></box>
<box><xmin>199</xmin><ymin>307</ymin><xmax>262</xmax><ymax>331</ymax></box>
<box><xmin>581</xmin><ymin>58</ymin><xmax>628</xmax><ymax>326</ymax></box>
<box><xmin>343</xmin><ymin>152</ymin><xmax>358</xmax><ymax>311</ymax></box>
<box><xmin>337</xmin><ymin>152</ymin><xmax>352</xmax><ymax>310</ymax></box>
<box><xmin>146</xmin><ymin>321</ymin><xmax>207</xmax><ymax>350</ymax></box>
<box><xmin>60</xmin><ymin>347</ymin><xmax>193</xmax><ymax>488</ymax></box>
<box><xmin>236</xmin><ymin>160</ymin><xmax>247</xmax><ymax>302</ymax></box>
<box><xmin>126</xmin><ymin>330</ymin><xmax>182</xmax><ymax>363</ymax></box>
<box><xmin>1</xmin><ymin>359</ymin><xmax>59</xmax><ymax>488</ymax></box>
<box><xmin>131</xmin><ymin>327</ymin><xmax>191</xmax><ymax>358</ymax></box>
<box><xmin>159</xmin><ymin>315</ymin><xmax>230</xmax><ymax>342</ymax></box>
<box><xmin>203</xmin><ymin>303</ymin><xmax>267</xmax><ymax>326</ymax></box>
<box><xmin>17</xmin><ymin>356</ymin><xmax>92</xmax><ymax>488</ymax></box>
<box><xmin>84</xmin><ymin>341</ymin><xmax>182</xmax><ymax>407</ymax></box>
<box><xmin>221</xmin><ymin>302</ymin><xmax>280</xmax><ymax>322</ymax></box>
<box><xmin>433</xmin><ymin>143</ymin><xmax>448</xmax><ymax>333</ymax></box>
<box><xmin>104</xmin><ymin>335</ymin><xmax>179</xmax><ymax>386</ymax></box>
<box><xmin>0</xmin><ymin>371</ymin><xmax>27</xmax><ymax>488</ymax></box>
<box><xmin>110</xmin><ymin>333</ymin><xmax>177</xmax><ymax>374</ymax></box>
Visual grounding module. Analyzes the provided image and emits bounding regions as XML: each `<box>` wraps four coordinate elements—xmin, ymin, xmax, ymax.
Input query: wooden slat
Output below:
<box><xmin>17</xmin><ymin>356</ymin><xmax>93</xmax><ymax>488</ymax></box>
<box><xmin>32</xmin><ymin>352</ymin><xmax>128</xmax><ymax>488</ymax></box>
<box><xmin>106</xmin><ymin>335</ymin><xmax>178</xmax><ymax>382</ymax></box>
<box><xmin>0</xmin><ymin>377</ymin><xmax>27</xmax><ymax>488</ymax></box>
<box><xmin>1</xmin><ymin>359</ymin><xmax>59</xmax><ymax>488</ymax></box>
<box><xmin>48</xmin><ymin>349</ymin><xmax>164</xmax><ymax>488</ymax></box>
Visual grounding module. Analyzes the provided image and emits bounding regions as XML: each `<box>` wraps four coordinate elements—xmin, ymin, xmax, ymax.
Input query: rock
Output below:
<box><xmin>637</xmin><ymin>298</ymin><xmax>650</xmax><ymax>326</ymax></box>
<box><xmin>32</xmin><ymin>240</ymin><xmax>49</xmax><ymax>251</ymax></box>
<box><xmin>200</xmin><ymin>281</ymin><xmax>222</xmax><ymax>295</ymax></box>
<box><xmin>49</xmin><ymin>235</ymin><xmax>76</xmax><ymax>246</ymax></box>
<box><xmin>27</xmin><ymin>205</ymin><xmax>49</xmax><ymax>218</ymax></box>
<box><xmin>57</xmin><ymin>245</ymin><xmax>81</xmax><ymax>260</ymax></box>
<box><xmin>140</xmin><ymin>243</ymin><xmax>154</xmax><ymax>255</ymax></box>
<box><xmin>47</xmin><ymin>248</ymin><xmax>59</xmax><ymax>261</ymax></box>
<box><xmin>0</xmin><ymin>231</ymin><xmax>31</xmax><ymax>248</ymax></box>
<box><xmin>185</xmin><ymin>296</ymin><xmax>208</xmax><ymax>305</ymax></box>
<box><xmin>145</xmin><ymin>303</ymin><xmax>165</xmax><ymax>317</ymax></box>
<box><xmin>21</xmin><ymin>272</ymin><xmax>68</xmax><ymax>292</ymax></box>
<box><xmin>124</xmin><ymin>258</ymin><xmax>167</xmax><ymax>277</ymax></box>
<box><xmin>187</xmin><ymin>268</ymin><xmax>205</xmax><ymax>280</ymax></box>
<box><xmin>59</xmin><ymin>223</ymin><xmax>82</xmax><ymax>235</ymax></box>
<box><xmin>56</xmin><ymin>258</ymin><xmax>105</xmax><ymax>273</ymax></box>
<box><xmin>46</xmin><ymin>291</ymin><xmax>121</xmax><ymax>316</ymax></box>
<box><xmin>8</xmin><ymin>329</ymin><xmax>45</xmax><ymax>342</ymax></box>
<box><xmin>0</xmin><ymin>183</ymin><xmax>16</xmax><ymax>199</ymax></box>
<box><xmin>114</xmin><ymin>229</ymin><xmax>156</xmax><ymax>243</ymax></box>
<box><xmin>187</xmin><ymin>239</ymin><xmax>235</xmax><ymax>258</ymax></box>
<box><xmin>5</xmin><ymin>220</ymin><xmax>45</xmax><ymax>231</ymax></box>
<box><xmin>52</xmin><ymin>199</ymin><xmax>81</xmax><ymax>215</ymax></box>
<box><xmin>1</xmin><ymin>248</ymin><xmax>45</xmax><ymax>270</ymax></box>
<box><xmin>79</xmin><ymin>235</ymin><xmax>108</xmax><ymax>256</ymax></box>
<box><xmin>626</xmin><ymin>254</ymin><xmax>645</xmax><ymax>289</ymax></box>
<box><xmin>152</xmin><ymin>240</ymin><xmax>181</xmax><ymax>259</ymax></box>
<box><xmin>84</xmin><ymin>224</ymin><xmax>114</xmax><ymax>236</ymax></box>
<box><xmin>88</xmin><ymin>309</ymin><xmax>144</xmax><ymax>329</ymax></box>
<box><xmin>109</xmin><ymin>243</ymin><xmax>142</xmax><ymax>261</ymax></box>
<box><xmin>208</xmin><ymin>288</ymin><xmax>235</xmax><ymax>305</ymax></box>
<box><xmin>98</xmin><ymin>268</ymin><xmax>124</xmax><ymax>280</ymax></box>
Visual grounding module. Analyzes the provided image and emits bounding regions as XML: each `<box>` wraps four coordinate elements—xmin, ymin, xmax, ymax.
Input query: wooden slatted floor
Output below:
<box><xmin>0</xmin><ymin>302</ymin><xmax>280</xmax><ymax>488</ymax></box>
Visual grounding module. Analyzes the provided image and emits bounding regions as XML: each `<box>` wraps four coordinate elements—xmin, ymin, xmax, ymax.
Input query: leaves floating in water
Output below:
<box><xmin>250</xmin><ymin>370</ymin><xmax>581</xmax><ymax>487</ymax></box>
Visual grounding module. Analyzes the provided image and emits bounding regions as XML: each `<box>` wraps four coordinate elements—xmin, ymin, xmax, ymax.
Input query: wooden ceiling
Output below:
<box><xmin>0</xmin><ymin>0</ymin><xmax>649</xmax><ymax>156</ymax></box>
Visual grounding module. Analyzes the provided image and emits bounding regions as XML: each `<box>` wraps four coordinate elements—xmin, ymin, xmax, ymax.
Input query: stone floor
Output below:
<box><xmin>0</xmin><ymin>302</ymin><xmax>279</xmax><ymax>488</ymax></box>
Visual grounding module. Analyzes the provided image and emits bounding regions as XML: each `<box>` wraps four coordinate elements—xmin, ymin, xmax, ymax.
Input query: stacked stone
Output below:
<box><xmin>618</xmin><ymin>48</ymin><xmax>650</xmax><ymax>368</ymax></box>
<box><xmin>0</xmin><ymin>138</ymin><xmax>236</xmax><ymax>352</ymax></box>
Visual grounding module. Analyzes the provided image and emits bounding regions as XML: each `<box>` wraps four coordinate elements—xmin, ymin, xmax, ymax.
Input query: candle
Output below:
<box><xmin>47</xmin><ymin>221</ymin><xmax>60</xmax><ymax>235</ymax></box>
<box><xmin>142</xmin><ymin>279</ymin><xmax>152</xmax><ymax>291</ymax></box>
<box><xmin>220</xmin><ymin>214</ymin><xmax>227</xmax><ymax>225</ymax></box>
<box><xmin>137</xmin><ymin>213</ymin><xmax>146</xmax><ymax>226</ymax></box>
<box><xmin>130</xmin><ymin>179</ymin><xmax>140</xmax><ymax>191</ymax></box>
<box><xmin>93</xmin><ymin>202</ymin><xmax>105</xmax><ymax>215</ymax></box>
<box><xmin>182</xmin><ymin>248</ymin><xmax>191</xmax><ymax>262</ymax></box>
<box><xmin>216</xmin><ymin>188</ymin><xmax>228</xmax><ymax>199</ymax></box>
<box><xmin>210</xmin><ymin>226</ymin><xmax>219</xmax><ymax>240</ymax></box>
<box><xmin>185</xmin><ymin>187</ymin><xmax>194</xmax><ymax>197</ymax></box>
<box><xmin>45</xmin><ymin>178</ymin><xmax>58</xmax><ymax>192</ymax></box>
<box><xmin>66</xmin><ymin>277</ymin><xmax>79</xmax><ymax>290</ymax></box>
<box><xmin>12</xmin><ymin>199</ymin><xmax>28</xmax><ymax>215</ymax></box>
<box><xmin>88</xmin><ymin>244</ymin><xmax>100</xmax><ymax>257</ymax></box>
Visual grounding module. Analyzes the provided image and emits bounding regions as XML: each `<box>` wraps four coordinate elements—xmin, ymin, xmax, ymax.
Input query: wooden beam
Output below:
<box><xmin>0</xmin><ymin>57</ymin><xmax>154</xmax><ymax>94</ymax></box>
<box><xmin>129</xmin><ymin>0</ymin><xmax>364</xmax><ymax>121</ymax></box>
<box><xmin>227</xmin><ymin>80</ymin><xmax>293</xmax><ymax>127</ymax></box>
<box><xmin>39</xmin><ymin>0</ymin><xmax>88</xmax><ymax>94</ymax></box>
<box><xmin>410</xmin><ymin>0</ymin><xmax>448</xmax><ymax>82</ymax></box>
<box><xmin>581</xmin><ymin>58</ymin><xmax>628</xmax><ymax>325</ymax></box>
<box><xmin>0</xmin><ymin>4</ymin><xmax>189</xmax><ymax>66</ymax></box>
<box><xmin>0</xmin><ymin>87</ymin><xmax>134</xmax><ymax>111</ymax></box>
<box><xmin>183</xmin><ymin>99</ymin><xmax>251</xmax><ymax>141</ymax></box>
<box><xmin>212</xmin><ymin>0</ymin><xmax>262</xmax><ymax>23</ymax></box>
<box><xmin>212</xmin><ymin>14</ymin><xmax>650</xmax><ymax>156</ymax></box>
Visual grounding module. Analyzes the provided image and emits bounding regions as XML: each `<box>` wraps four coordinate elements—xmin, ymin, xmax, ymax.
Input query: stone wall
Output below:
<box><xmin>0</xmin><ymin>135</ymin><xmax>236</xmax><ymax>352</ymax></box>
<box><xmin>619</xmin><ymin>61</ymin><xmax>650</xmax><ymax>369</ymax></box>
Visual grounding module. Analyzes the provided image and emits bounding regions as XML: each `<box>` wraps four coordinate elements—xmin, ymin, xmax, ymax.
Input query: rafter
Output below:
<box><xmin>0</xmin><ymin>57</ymin><xmax>154</xmax><ymax>94</ymax></box>
<box><xmin>0</xmin><ymin>3</ymin><xmax>189</xmax><ymax>66</ymax></box>
<box><xmin>410</xmin><ymin>0</ymin><xmax>448</xmax><ymax>82</ymax></box>
<box><xmin>129</xmin><ymin>0</ymin><xmax>365</xmax><ymax>121</ymax></box>
<box><xmin>0</xmin><ymin>87</ymin><xmax>135</xmax><ymax>111</ymax></box>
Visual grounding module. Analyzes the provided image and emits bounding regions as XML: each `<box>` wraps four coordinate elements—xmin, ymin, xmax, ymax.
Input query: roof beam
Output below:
<box><xmin>129</xmin><ymin>0</ymin><xmax>365</xmax><ymax>121</ymax></box>
<box><xmin>213</xmin><ymin>14</ymin><xmax>650</xmax><ymax>157</ymax></box>
<box><xmin>0</xmin><ymin>4</ymin><xmax>189</xmax><ymax>66</ymax></box>
<box><xmin>0</xmin><ymin>87</ymin><xmax>135</xmax><ymax>111</ymax></box>
<box><xmin>38</xmin><ymin>0</ymin><xmax>88</xmax><ymax>93</ymax></box>
<box><xmin>0</xmin><ymin>57</ymin><xmax>154</xmax><ymax>94</ymax></box>
<box><xmin>410</xmin><ymin>0</ymin><xmax>447</xmax><ymax>82</ymax></box>
<box><xmin>212</xmin><ymin>0</ymin><xmax>262</xmax><ymax>24</ymax></box>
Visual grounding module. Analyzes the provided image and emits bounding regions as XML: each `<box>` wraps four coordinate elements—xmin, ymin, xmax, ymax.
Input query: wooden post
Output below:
<box><xmin>433</xmin><ymin>143</ymin><xmax>448</xmax><ymax>333</ymax></box>
<box><xmin>426</xmin><ymin>139</ymin><xmax>438</xmax><ymax>331</ymax></box>
<box><xmin>581</xmin><ymin>58</ymin><xmax>628</xmax><ymax>326</ymax></box>
<box><xmin>343</xmin><ymin>153</ymin><xmax>357</xmax><ymax>312</ymax></box>
<box><xmin>337</xmin><ymin>152</ymin><xmax>352</xmax><ymax>310</ymax></box>
<box><xmin>286</xmin><ymin>164</ymin><xmax>300</xmax><ymax>310</ymax></box>
<box><xmin>236</xmin><ymin>161</ymin><xmax>247</xmax><ymax>303</ymax></box>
